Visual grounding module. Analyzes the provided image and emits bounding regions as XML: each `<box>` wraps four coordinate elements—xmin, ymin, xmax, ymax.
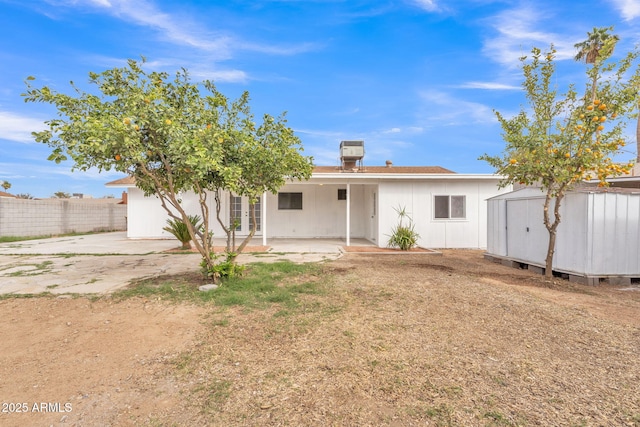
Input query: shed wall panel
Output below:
<box><xmin>554</xmin><ymin>193</ymin><xmax>588</xmax><ymax>273</ymax></box>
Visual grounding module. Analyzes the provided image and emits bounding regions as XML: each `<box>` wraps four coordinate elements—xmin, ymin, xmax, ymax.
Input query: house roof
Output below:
<box><xmin>313</xmin><ymin>165</ymin><xmax>455</xmax><ymax>174</ymax></box>
<box><xmin>105</xmin><ymin>164</ymin><xmax>502</xmax><ymax>188</ymax></box>
<box><xmin>0</xmin><ymin>191</ymin><xmax>16</xmax><ymax>198</ymax></box>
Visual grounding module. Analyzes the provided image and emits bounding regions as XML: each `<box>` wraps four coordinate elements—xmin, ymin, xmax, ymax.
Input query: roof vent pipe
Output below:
<box><xmin>385</xmin><ymin>160</ymin><xmax>393</xmax><ymax>168</ymax></box>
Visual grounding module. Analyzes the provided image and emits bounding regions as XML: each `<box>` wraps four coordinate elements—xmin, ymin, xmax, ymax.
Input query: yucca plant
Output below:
<box><xmin>163</xmin><ymin>215</ymin><xmax>203</xmax><ymax>250</ymax></box>
<box><xmin>387</xmin><ymin>206</ymin><xmax>420</xmax><ymax>250</ymax></box>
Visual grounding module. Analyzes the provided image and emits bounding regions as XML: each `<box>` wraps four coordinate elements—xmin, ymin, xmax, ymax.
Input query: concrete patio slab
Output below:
<box><xmin>0</xmin><ymin>232</ymin><xmax>352</xmax><ymax>295</ymax></box>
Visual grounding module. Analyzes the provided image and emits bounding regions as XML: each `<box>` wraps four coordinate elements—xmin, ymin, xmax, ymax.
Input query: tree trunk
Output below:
<box><xmin>542</xmin><ymin>189</ymin><xmax>566</xmax><ymax>279</ymax></box>
<box><xmin>213</xmin><ymin>189</ymin><xmax>232</xmax><ymax>252</ymax></box>
<box><xmin>236</xmin><ymin>202</ymin><xmax>257</xmax><ymax>254</ymax></box>
<box><xmin>545</xmin><ymin>228</ymin><xmax>557</xmax><ymax>279</ymax></box>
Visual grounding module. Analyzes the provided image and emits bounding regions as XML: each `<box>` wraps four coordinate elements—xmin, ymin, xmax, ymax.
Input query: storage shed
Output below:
<box><xmin>486</xmin><ymin>186</ymin><xmax>640</xmax><ymax>285</ymax></box>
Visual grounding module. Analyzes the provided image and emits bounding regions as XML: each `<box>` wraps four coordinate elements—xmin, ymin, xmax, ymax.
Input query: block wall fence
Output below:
<box><xmin>0</xmin><ymin>198</ymin><xmax>127</xmax><ymax>237</ymax></box>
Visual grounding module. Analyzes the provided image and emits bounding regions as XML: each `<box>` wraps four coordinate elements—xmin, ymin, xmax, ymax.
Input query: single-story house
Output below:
<box><xmin>486</xmin><ymin>186</ymin><xmax>640</xmax><ymax>284</ymax></box>
<box><xmin>106</xmin><ymin>142</ymin><xmax>511</xmax><ymax>249</ymax></box>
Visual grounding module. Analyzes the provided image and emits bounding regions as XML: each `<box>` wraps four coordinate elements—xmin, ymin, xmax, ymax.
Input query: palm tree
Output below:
<box><xmin>1</xmin><ymin>181</ymin><xmax>10</xmax><ymax>192</ymax></box>
<box><xmin>574</xmin><ymin>27</ymin><xmax>639</xmax><ymax>163</ymax></box>
<box><xmin>574</xmin><ymin>27</ymin><xmax>619</xmax><ymax>102</ymax></box>
<box><xmin>574</xmin><ymin>26</ymin><xmax>619</xmax><ymax>65</ymax></box>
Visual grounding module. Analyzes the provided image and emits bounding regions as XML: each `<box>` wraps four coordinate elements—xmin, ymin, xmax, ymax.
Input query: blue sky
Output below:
<box><xmin>1</xmin><ymin>0</ymin><xmax>640</xmax><ymax>198</ymax></box>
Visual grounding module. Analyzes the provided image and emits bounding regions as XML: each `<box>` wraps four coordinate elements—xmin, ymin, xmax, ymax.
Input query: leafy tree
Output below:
<box><xmin>1</xmin><ymin>181</ymin><xmax>10</xmax><ymax>192</ymax></box>
<box><xmin>203</xmin><ymin>92</ymin><xmax>314</xmax><ymax>257</ymax></box>
<box><xmin>53</xmin><ymin>191</ymin><xmax>71</xmax><ymax>198</ymax></box>
<box><xmin>480</xmin><ymin>36</ymin><xmax>639</xmax><ymax>279</ymax></box>
<box><xmin>15</xmin><ymin>193</ymin><xmax>33</xmax><ymax>199</ymax></box>
<box><xmin>23</xmin><ymin>59</ymin><xmax>313</xmax><ymax>281</ymax></box>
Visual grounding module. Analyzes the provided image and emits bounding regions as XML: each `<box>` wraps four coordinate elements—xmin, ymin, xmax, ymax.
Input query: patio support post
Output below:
<box><xmin>346</xmin><ymin>183</ymin><xmax>351</xmax><ymax>246</ymax></box>
<box><xmin>262</xmin><ymin>192</ymin><xmax>267</xmax><ymax>246</ymax></box>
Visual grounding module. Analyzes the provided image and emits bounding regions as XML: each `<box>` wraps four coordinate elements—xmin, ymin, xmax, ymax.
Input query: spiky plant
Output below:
<box><xmin>163</xmin><ymin>215</ymin><xmax>203</xmax><ymax>250</ymax></box>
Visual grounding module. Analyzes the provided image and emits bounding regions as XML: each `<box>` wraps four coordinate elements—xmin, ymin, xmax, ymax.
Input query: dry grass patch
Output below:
<box><xmin>1</xmin><ymin>251</ymin><xmax>639</xmax><ymax>426</ymax></box>
<box><xmin>172</xmin><ymin>253</ymin><xmax>640</xmax><ymax>426</ymax></box>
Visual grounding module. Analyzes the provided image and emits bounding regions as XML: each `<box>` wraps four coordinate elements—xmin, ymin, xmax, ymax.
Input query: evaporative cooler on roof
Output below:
<box><xmin>340</xmin><ymin>140</ymin><xmax>364</xmax><ymax>171</ymax></box>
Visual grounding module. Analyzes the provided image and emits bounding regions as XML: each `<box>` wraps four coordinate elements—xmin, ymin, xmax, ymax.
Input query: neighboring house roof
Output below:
<box><xmin>106</xmin><ymin>176</ymin><xmax>136</xmax><ymax>187</ymax></box>
<box><xmin>0</xmin><ymin>191</ymin><xmax>16</xmax><ymax>198</ymax></box>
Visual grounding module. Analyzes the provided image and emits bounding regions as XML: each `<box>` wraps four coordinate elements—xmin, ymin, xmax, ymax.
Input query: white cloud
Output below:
<box><xmin>190</xmin><ymin>68</ymin><xmax>249</xmax><ymax>84</ymax></box>
<box><xmin>458</xmin><ymin>82</ymin><xmax>521</xmax><ymax>90</ymax></box>
<box><xmin>384</xmin><ymin>127</ymin><xmax>402</xmax><ymax>134</ymax></box>
<box><xmin>610</xmin><ymin>0</ymin><xmax>640</xmax><ymax>20</ymax></box>
<box><xmin>381</xmin><ymin>126</ymin><xmax>424</xmax><ymax>135</ymax></box>
<box><xmin>44</xmin><ymin>0</ymin><xmax>317</xmax><ymax>58</ymax></box>
<box><xmin>410</xmin><ymin>0</ymin><xmax>440</xmax><ymax>12</ymax></box>
<box><xmin>482</xmin><ymin>5</ymin><xmax>578</xmax><ymax>68</ymax></box>
<box><xmin>418</xmin><ymin>90</ymin><xmax>496</xmax><ymax>124</ymax></box>
<box><xmin>0</xmin><ymin>111</ymin><xmax>46</xmax><ymax>143</ymax></box>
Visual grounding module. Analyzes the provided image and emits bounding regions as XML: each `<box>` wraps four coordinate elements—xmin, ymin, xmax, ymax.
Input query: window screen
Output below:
<box><xmin>278</xmin><ymin>192</ymin><xmax>303</xmax><ymax>210</ymax></box>
<box><xmin>434</xmin><ymin>195</ymin><xmax>466</xmax><ymax>219</ymax></box>
<box><xmin>338</xmin><ymin>189</ymin><xmax>347</xmax><ymax>200</ymax></box>
<box><xmin>451</xmin><ymin>196</ymin><xmax>466</xmax><ymax>218</ymax></box>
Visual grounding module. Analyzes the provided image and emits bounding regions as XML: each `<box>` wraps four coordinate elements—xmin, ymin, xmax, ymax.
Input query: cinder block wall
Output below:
<box><xmin>0</xmin><ymin>198</ymin><xmax>127</xmax><ymax>237</ymax></box>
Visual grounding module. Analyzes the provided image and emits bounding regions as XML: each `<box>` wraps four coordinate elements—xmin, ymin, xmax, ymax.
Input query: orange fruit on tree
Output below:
<box><xmin>599</xmin><ymin>117</ymin><xmax>606</xmax><ymax>122</ymax></box>
<box><xmin>597</xmin><ymin>125</ymin><xmax>605</xmax><ymax>131</ymax></box>
<box><xmin>115</xmin><ymin>154</ymin><xmax>122</xmax><ymax>161</ymax></box>
<box><xmin>586</xmin><ymin>105</ymin><xmax>594</xmax><ymax>110</ymax></box>
<box><xmin>165</xmin><ymin>119</ymin><xmax>172</xmax><ymax>125</ymax></box>
<box><xmin>594</xmin><ymin>99</ymin><xmax>601</xmax><ymax>105</ymax></box>
<box><xmin>509</xmin><ymin>158</ymin><xmax>517</xmax><ymax>164</ymax></box>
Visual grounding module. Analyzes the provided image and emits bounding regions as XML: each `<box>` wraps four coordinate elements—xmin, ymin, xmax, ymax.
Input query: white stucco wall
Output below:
<box><xmin>122</xmin><ymin>176</ymin><xmax>508</xmax><ymax>249</ymax></box>
<box><xmin>264</xmin><ymin>183</ymin><xmax>365</xmax><ymax>238</ymax></box>
<box><xmin>377</xmin><ymin>179</ymin><xmax>508</xmax><ymax>248</ymax></box>
<box><xmin>126</xmin><ymin>188</ymin><xmax>225</xmax><ymax>239</ymax></box>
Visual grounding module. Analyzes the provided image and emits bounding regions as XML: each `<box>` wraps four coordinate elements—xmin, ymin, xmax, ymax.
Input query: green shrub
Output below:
<box><xmin>163</xmin><ymin>215</ymin><xmax>202</xmax><ymax>249</ymax></box>
<box><xmin>387</xmin><ymin>206</ymin><xmax>420</xmax><ymax>250</ymax></box>
<box><xmin>388</xmin><ymin>224</ymin><xmax>419</xmax><ymax>250</ymax></box>
<box><xmin>200</xmin><ymin>252</ymin><xmax>245</xmax><ymax>281</ymax></box>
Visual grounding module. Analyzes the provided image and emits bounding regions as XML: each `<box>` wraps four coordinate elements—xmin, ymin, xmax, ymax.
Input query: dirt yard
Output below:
<box><xmin>0</xmin><ymin>250</ymin><xmax>639</xmax><ymax>426</ymax></box>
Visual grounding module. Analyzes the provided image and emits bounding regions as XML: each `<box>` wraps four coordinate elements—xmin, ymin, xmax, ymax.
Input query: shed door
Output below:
<box><xmin>506</xmin><ymin>199</ymin><xmax>547</xmax><ymax>265</ymax></box>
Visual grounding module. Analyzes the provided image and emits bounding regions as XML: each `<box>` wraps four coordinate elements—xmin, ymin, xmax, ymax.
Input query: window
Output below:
<box><xmin>337</xmin><ymin>189</ymin><xmax>347</xmax><ymax>200</ymax></box>
<box><xmin>434</xmin><ymin>195</ymin><xmax>466</xmax><ymax>219</ymax></box>
<box><xmin>278</xmin><ymin>192</ymin><xmax>303</xmax><ymax>210</ymax></box>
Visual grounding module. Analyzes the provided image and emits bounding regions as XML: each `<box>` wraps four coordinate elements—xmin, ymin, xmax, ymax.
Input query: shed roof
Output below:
<box><xmin>488</xmin><ymin>185</ymin><xmax>640</xmax><ymax>201</ymax></box>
